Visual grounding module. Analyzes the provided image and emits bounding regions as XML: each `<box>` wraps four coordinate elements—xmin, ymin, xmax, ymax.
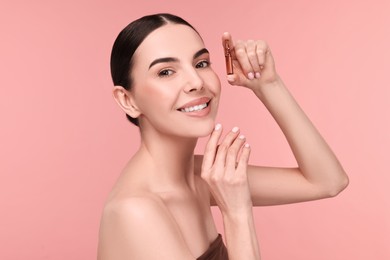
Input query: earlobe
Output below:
<box><xmin>112</xmin><ymin>86</ymin><xmax>141</xmax><ymax>118</ymax></box>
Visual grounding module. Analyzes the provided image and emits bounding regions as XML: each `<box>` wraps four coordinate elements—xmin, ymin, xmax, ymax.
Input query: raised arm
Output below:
<box><xmin>220</xmin><ymin>32</ymin><xmax>349</xmax><ymax>206</ymax></box>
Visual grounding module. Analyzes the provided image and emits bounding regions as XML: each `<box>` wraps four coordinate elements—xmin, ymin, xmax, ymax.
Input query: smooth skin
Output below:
<box><xmin>98</xmin><ymin>25</ymin><xmax>348</xmax><ymax>260</ymax></box>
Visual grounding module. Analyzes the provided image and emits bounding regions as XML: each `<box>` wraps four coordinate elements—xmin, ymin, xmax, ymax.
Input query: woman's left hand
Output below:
<box><xmin>222</xmin><ymin>32</ymin><xmax>280</xmax><ymax>90</ymax></box>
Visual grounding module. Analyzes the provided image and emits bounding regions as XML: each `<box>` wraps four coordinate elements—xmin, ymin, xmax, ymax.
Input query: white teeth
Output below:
<box><xmin>180</xmin><ymin>103</ymin><xmax>208</xmax><ymax>112</ymax></box>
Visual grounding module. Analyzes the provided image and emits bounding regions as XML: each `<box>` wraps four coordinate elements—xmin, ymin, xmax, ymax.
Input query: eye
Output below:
<box><xmin>195</xmin><ymin>60</ymin><xmax>210</xmax><ymax>69</ymax></box>
<box><xmin>158</xmin><ymin>69</ymin><xmax>175</xmax><ymax>77</ymax></box>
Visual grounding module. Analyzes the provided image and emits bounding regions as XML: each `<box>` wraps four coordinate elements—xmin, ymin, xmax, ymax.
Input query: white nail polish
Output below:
<box><xmin>215</xmin><ymin>124</ymin><xmax>222</xmax><ymax>131</ymax></box>
<box><xmin>232</xmin><ymin>126</ymin><xmax>239</xmax><ymax>133</ymax></box>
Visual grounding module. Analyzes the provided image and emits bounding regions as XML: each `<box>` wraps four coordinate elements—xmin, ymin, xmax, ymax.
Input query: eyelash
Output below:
<box><xmin>158</xmin><ymin>69</ymin><xmax>174</xmax><ymax>77</ymax></box>
<box><xmin>195</xmin><ymin>60</ymin><xmax>211</xmax><ymax>68</ymax></box>
<box><xmin>157</xmin><ymin>60</ymin><xmax>211</xmax><ymax>78</ymax></box>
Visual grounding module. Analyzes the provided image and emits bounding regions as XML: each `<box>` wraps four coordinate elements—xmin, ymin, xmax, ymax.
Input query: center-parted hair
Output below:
<box><xmin>110</xmin><ymin>13</ymin><xmax>199</xmax><ymax>126</ymax></box>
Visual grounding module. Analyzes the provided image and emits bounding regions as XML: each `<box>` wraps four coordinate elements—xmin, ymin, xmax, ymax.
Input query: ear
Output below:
<box><xmin>112</xmin><ymin>86</ymin><xmax>141</xmax><ymax>118</ymax></box>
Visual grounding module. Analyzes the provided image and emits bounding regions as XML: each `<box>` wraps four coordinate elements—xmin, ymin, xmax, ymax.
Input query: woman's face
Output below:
<box><xmin>130</xmin><ymin>24</ymin><xmax>221</xmax><ymax>138</ymax></box>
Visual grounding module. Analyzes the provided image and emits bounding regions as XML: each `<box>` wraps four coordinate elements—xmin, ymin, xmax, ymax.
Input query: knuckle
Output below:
<box><xmin>224</xmin><ymin>176</ymin><xmax>234</xmax><ymax>185</ymax></box>
<box><xmin>228</xmin><ymin>176</ymin><xmax>244</xmax><ymax>186</ymax></box>
<box><xmin>210</xmin><ymin>174</ymin><xmax>221</xmax><ymax>184</ymax></box>
<box><xmin>256</xmin><ymin>39</ymin><xmax>267</xmax><ymax>46</ymax></box>
<box><xmin>247</xmin><ymin>51</ymin><xmax>256</xmax><ymax>58</ymax></box>
<box><xmin>235</xmin><ymin>48</ymin><xmax>246</xmax><ymax>58</ymax></box>
<box><xmin>233</xmin><ymin>174</ymin><xmax>246</xmax><ymax>185</ymax></box>
<box><xmin>256</xmin><ymin>48</ymin><xmax>264</xmax><ymax>55</ymax></box>
<box><xmin>218</xmin><ymin>143</ymin><xmax>228</xmax><ymax>153</ymax></box>
<box><xmin>227</xmin><ymin>148</ymin><xmax>237</xmax><ymax>158</ymax></box>
<box><xmin>221</xmin><ymin>135</ymin><xmax>235</xmax><ymax>146</ymax></box>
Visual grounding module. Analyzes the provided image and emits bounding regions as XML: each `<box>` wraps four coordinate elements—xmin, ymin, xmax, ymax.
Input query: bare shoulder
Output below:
<box><xmin>98</xmin><ymin>195</ymin><xmax>194</xmax><ymax>260</ymax></box>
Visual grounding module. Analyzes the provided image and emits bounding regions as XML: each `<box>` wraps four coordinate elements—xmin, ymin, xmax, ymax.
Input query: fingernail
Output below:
<box><xmin>245</xmin><ymin>143</ymin><xmax>250</xmax><ymax>148</ymax></box>
<box><xmin>215</xmin><ymin>123</ymin><xmax>222</xmax><ymax>131</ymax></box>
<box><xmin>248</xmin><ymin>72</ymin><xmax>254</xmax><ymax>80</ymax></box>
<box><xmin>232</xmin><ymin>126</ymin><xmax>239</xmax><ymax>133</ymax></box>
<box><xmin>255</xmin><ymin>72</ymin><xmax>261</xmax><ymax>79</ymax></box>
<box><xmin>239</xmin><ymin>134</ymin><xmax>245</xmax><ymax>139</ymax></box>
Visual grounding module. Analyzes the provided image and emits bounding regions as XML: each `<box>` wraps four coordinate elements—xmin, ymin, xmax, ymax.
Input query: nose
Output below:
<box><xmin>183</xmin><ymin>67</ymin><xmax>204</xmax><ymax>93</ymax></box>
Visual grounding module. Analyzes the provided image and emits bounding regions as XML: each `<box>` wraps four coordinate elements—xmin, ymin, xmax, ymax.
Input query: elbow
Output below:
<box><xmin>325</xmin><ymin>171</ymin><xmax>349</xmax><ymax>198</ymax></box>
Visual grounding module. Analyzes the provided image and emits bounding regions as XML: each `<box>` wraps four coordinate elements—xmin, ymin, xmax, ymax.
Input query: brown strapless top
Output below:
<box><xmin>196</xmin><ymin>234</ymin><xmax>229</xmax><ymax>260</ymax></box>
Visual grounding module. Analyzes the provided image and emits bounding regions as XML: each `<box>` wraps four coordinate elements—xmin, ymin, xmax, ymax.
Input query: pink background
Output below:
<box><xmin>1</xmin><ymin>0</ymin><xmax>389</xmax><ymax>259</ymax></box>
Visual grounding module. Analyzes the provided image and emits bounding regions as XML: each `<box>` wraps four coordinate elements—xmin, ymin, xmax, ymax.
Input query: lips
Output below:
<box><xmin>179</xmin><ymin>102</ymin><xmax>209</xmax><ymax>112</ymax></box>
<box><xmin>177</xmin><ymin>97</ymin><xmax>211</xmax><ymax>112</ymax></box>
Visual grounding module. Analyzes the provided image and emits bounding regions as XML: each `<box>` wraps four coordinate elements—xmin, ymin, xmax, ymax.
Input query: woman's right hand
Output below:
<box><xmin>201</xmin><ymin>124</ymin><xmax>253</xmax><ymax>218</ymax></box>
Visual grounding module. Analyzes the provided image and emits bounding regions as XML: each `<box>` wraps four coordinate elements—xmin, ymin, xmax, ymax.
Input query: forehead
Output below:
<box><xmin>133</xmin><ymin>24</ymin><xmax>205</xmax><ymax>65</ymax></box>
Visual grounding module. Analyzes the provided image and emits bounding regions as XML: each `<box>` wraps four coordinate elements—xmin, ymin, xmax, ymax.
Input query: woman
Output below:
<box><xmin>98</xmin><ymin>13</ymin><xmax>348</xmax><ymax>260</ymax></box>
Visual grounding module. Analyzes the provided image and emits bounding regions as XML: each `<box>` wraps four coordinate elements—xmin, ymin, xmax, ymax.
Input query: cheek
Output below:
<box><xmin>209</xmin><ymin>71</ymin><xmax>221</xmax><ymax>96</ymax></box>
<box><xmin>134</xmin><ymin>82</ymin><xmax>175</xmax><ymax>115</ymax></box>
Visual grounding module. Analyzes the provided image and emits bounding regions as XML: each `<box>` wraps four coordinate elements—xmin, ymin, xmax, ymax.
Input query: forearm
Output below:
<box><xmin>223</xmin><ymin>209</ymin><xmax>261</xmax><ymax>260</ymax></box>
<box><xmin>253</xmin><ymin>77</ymin><xmax>348</xmax><ymax>195</ymax></box>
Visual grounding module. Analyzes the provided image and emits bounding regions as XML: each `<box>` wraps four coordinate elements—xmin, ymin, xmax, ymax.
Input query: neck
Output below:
<box><xmin>136</xmin><ymin>125</ymin><xmax>199</xmax><ymax>191</ymax></box>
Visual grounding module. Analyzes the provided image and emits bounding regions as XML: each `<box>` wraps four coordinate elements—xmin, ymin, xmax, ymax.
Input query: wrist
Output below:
<box><xmin>222</xmin><ymin>207</ymin><xmax>254</xmax><ymax>223</ymax></box>
<box><xmin>253</xmin><ymin>76</ymin><xmax>286</xmax><ymax>102</ymax></box>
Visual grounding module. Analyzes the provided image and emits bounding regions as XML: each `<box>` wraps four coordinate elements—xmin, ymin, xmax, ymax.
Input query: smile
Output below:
<box><xmin>179</xmin><ymin>102</ymin><xmax>209</xmax><ymax>112</ymax></box>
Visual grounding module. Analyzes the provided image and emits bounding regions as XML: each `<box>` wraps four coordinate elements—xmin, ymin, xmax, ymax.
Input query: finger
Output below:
<box><xmin>255</xmin><ymin>40</ymin><xmax>268</xmax><ymax>69</ymax></box>
<box><xmin>246</xmin><ymin>40</ymin><xmax>261</xmax><ymax>78</ymax></box>
<box><xmin>225</xmin><ymin>134</ymin><xmax>246</xmax><ymax>174</ymax></box>
<box><xmin>236</xmin><ymin>143</ymin><xmax>251</xmax><ymax>175</ymax></box>
<box><xmin>264</xmin><ymin>47</ymin><xmax>276</xmax><ymax>70</ymax></box>
<box><xmin>214</xmin><ymin>126</ymin><xmax>240</xmax><ymax>169</ymax></box>
<box><xmin>234</xmin><ymin>40</ymin><xmax>255</xmax><ymax>80</ymax></box>
<box><xmin>202</xmin><ymin>124</ymin><xmax>223</xmax><ymax>173</ymax></box>
<box><xmin>221</xmin><ymin>32</ymin><xmax>234</xmax><ymax>58</ymax></box>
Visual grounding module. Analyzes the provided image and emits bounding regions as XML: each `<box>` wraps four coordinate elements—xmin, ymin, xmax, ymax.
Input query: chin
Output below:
<box><xmin>191</xmin><ymin>120</ymin><xmax>215</xmax><ymax>138</ymax></box>
<box><xmin>174</xmin><ymin>119</ymin><xmax>215</xmax><ymax>138</ymax></box>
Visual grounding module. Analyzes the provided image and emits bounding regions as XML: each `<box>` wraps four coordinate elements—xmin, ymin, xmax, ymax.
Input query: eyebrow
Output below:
<box><xmin>148</xmin><ymin>48</ymin><xmax>209</xmax><ymax>69</ymax></box>
<box><xmin>193</xmin><ymin>48</ymin><xmax>209</xmax><ymax>60</ymax></box>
